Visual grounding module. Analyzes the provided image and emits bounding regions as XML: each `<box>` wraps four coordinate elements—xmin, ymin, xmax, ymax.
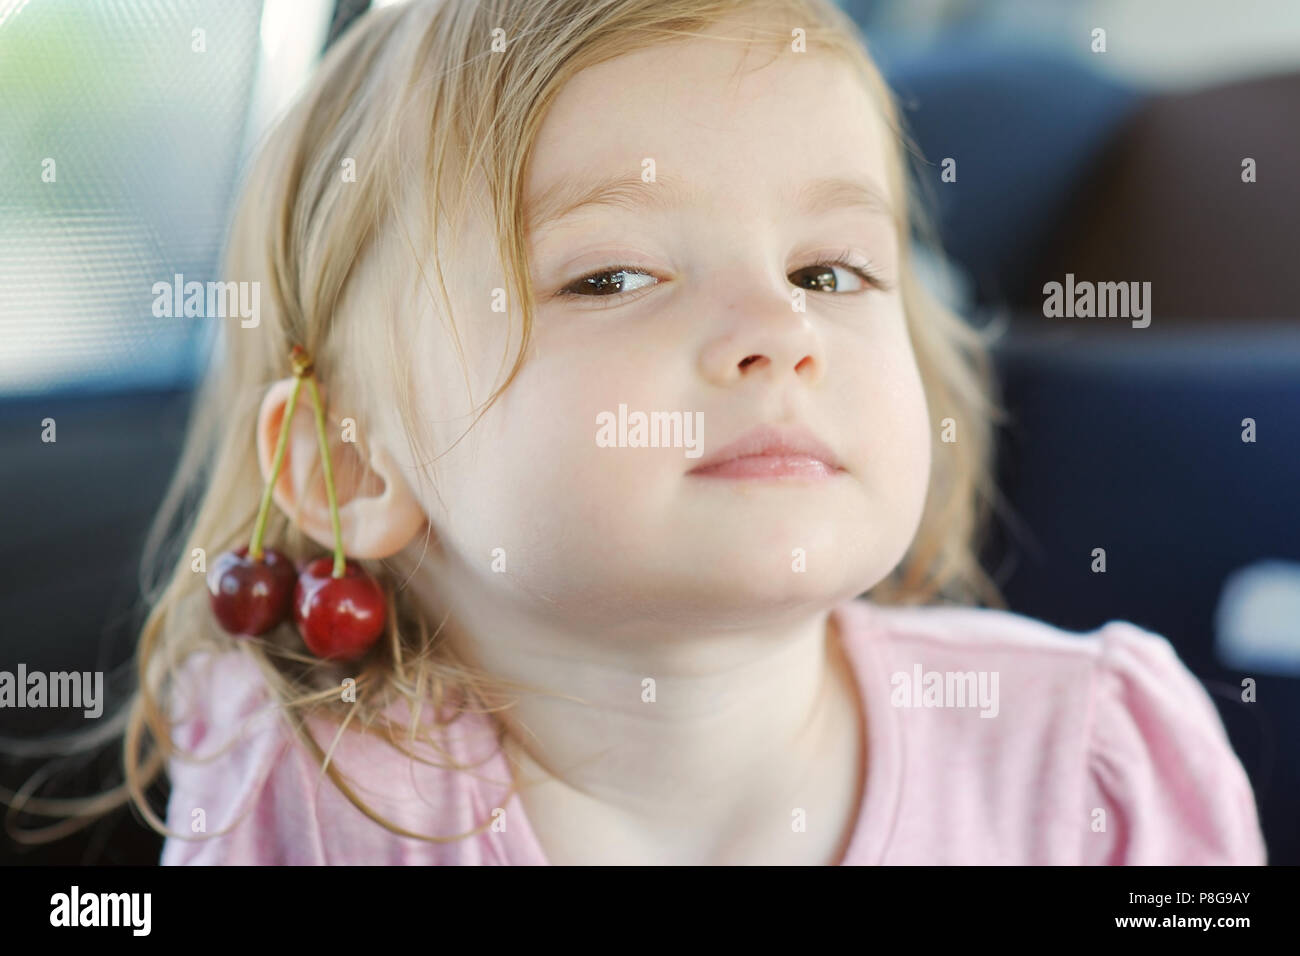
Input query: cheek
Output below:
<box><xmin>837</xmin><ymin>316</ymin><xmax>933</xmax><ymax>533</ymax></box>
<box><xmin>428</xmin><ymin>343</ymin><xmax>677</xmax><ymax>582</ymax></box>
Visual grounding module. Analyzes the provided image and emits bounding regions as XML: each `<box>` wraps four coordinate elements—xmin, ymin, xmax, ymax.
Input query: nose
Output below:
<box><xmin>698</xmin><ymin>295</ymin><xmax>827</xmax><ymax>387</ymax></box>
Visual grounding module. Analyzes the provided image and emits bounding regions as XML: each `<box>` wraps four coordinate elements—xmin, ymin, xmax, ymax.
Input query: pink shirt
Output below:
<box><xmin>160</xmin><ymin>598</ymin><xmax>1268</xmax><ymax>865</ymax></box>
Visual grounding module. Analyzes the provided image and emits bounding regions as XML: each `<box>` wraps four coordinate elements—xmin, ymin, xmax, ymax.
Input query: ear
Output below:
<box><xmin>256</xmin><ymin>378</ymin><xmax>427</xmax><ymax>559</ymax></box>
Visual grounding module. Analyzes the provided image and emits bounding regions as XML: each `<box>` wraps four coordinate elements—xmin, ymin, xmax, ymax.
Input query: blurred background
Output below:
<box><xmin>1</xmin><ymin>0</ymin><xmax>1297</xmax><ymax>864</ymax></box>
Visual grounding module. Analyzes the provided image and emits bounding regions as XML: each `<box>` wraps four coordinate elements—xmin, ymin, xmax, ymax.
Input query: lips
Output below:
<box><xmin>686</xmin><ymin>423</ymin><xmax>845</xmax><ymax>479</ymax></box>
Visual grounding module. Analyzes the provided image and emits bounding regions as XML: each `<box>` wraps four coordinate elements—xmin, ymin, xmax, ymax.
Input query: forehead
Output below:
<box><xmin>523</xmin><ymin>35</ymin><xmax>895</xmax><ymax>231</ymax></box>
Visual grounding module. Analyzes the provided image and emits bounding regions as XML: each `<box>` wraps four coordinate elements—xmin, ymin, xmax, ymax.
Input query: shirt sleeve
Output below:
<box><xmin>159</xmin><ymin>650</ymin><xmax>327</xmax><ymax>865</ymax></box>
<box><xmin>1081</xmin><ymin>621</ymin><xmax>1267</xmax><ymax>865</ymax></box>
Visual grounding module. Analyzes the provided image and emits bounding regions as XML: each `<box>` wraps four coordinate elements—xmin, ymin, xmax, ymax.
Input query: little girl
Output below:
<box><xmin>101</xmin><ymin>0</ymin><xmax>1271</xmax><ymax>864</ymax></box>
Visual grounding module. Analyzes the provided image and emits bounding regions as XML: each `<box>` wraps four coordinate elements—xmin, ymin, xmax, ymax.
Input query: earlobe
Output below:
<box><xmin>256</xmin><ymin>378</ymin><xmax>427</xmax><ymax>560</ymax></box>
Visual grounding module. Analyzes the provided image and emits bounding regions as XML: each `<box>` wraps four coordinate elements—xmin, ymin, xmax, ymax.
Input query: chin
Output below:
<box><xmin>646</xmin><ymin>549</ymin><xmax>875</xmax><ymax>618</ymax></box>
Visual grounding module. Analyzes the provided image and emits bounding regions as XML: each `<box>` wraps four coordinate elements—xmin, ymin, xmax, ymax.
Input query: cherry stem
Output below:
<box><xmin>305</xmin><ymin>373</ymin><xmax>346</xmax><ymax>579</ymax></box>
<box><xmin>249</xmin><ymin>373</ymin><xmax>304</xmax><ymax>562</ymax></box>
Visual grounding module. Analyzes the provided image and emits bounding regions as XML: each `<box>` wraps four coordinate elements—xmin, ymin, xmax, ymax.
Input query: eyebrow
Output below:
<box><xmin>525</xmin><ymin>170</ymin><xmax>895</xmax><ymax>234</ymax></box>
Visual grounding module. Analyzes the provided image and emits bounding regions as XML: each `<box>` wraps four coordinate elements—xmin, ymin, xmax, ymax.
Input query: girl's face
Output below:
<box><xmin>404</xmin><ymin>33</ymin><xmax>932</xmax><ymax>627</ymax></box>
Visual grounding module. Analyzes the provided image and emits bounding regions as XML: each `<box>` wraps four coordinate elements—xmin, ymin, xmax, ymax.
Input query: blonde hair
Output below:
<box><xmin>4</xmin><ymin>0</ymin><xmax>1006</xmax><ymax>851</ymax></box>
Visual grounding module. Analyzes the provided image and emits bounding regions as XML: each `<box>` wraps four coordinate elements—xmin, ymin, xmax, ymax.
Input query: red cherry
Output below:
<box><xmin>206</xmin><ymin>546</ymin><xmax>296</xmax><ymax>636</ymax></box>
<box><xmin>293</xmin><ymin>558</ymin><xmax>387</xmax><ymax>661</ymax></box>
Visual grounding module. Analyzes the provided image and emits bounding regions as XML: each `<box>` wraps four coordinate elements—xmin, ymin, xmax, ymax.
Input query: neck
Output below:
<box><xmin>412</xmin><ymin>555</ymin><xmax>862</xmax><ymax>860</ymax></box>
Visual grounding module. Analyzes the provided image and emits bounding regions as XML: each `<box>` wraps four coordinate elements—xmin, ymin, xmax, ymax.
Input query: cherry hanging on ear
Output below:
<box><xmin>207</xmin><ymin>546</ymin><xmax>296</xmax><ymax>636</ymax></box>
<box><xmin>291</xmin><ymin>351</ymin><xmax>387</xmax><ymax>661</ymax></box>
<box><xmin>206</xmin><ymin>353</ymin><xmax>307</xmax><ymax>636</ymax></box>
<box><xmin>294</xmin><ymin>558</ymin><xmax>387</xmax><ymax>661</ymax></box>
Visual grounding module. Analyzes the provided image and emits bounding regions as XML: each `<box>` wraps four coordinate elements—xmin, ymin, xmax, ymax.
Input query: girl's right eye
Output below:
<box><xmin>555</xmin><ymin>267</ymin><xmax>659</xmax><ymax>301</ymax></box>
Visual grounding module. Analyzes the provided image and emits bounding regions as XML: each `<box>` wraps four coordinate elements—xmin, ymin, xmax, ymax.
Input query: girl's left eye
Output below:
<box><xmin>788</xmin><ymin>252</ymin><xmax>888</xmax><ymax>295</ymax></box>
<box><xmin>554</xmin><ymin>251</ymin><xmax>888</xmax><ymax>306</ymax></box>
